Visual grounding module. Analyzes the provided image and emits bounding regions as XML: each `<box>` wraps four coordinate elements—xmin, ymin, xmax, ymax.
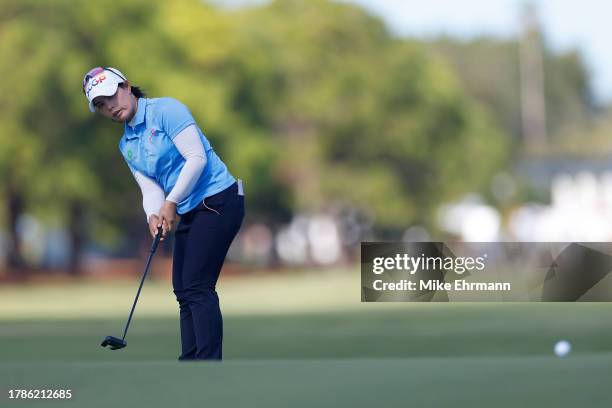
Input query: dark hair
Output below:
<box><xmin>119</xmin><ymin>82</ymin><xmax>146</xmax><ymax>98</ymax></box>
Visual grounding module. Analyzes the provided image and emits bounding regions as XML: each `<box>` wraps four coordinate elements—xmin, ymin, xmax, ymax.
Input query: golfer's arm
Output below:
<box><xmin>132</xmin><ymin>170</ymin><xmax>166</xmax><ymax>222</ymax></box>
<box><xmin>165</xmin><ymin>124</ymin><xmax>207</xmax><ymax>204</ymax></box>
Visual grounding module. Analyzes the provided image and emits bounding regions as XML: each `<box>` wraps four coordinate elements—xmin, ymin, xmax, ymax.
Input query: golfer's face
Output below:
<box><xmin>93</xmin><ymin>84</ymin><xmax>136</xmax><ymax>123</ymax></box>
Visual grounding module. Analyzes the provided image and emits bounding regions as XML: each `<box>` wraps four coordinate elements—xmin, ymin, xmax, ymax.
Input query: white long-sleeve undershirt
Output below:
<box><xmin>131</xmin><ymin>124</ymin><xmax>207</xmax><ymax>222</ymax></box>
<box><xmin>165</xmin><ymin>125</ymin><xmax>207</xmax><ymax>203</ymax></box>
<box><xmin>132</xmin><ymin>171</ymin><xmax>165</xmax><ymax>223</ymax></box>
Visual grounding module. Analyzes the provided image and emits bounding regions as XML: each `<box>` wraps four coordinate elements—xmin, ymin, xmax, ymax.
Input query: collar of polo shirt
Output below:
<box><xmin>128</xmin><ymin>97</ymin><xmax>147</xmax><ymax>128</ymax></box>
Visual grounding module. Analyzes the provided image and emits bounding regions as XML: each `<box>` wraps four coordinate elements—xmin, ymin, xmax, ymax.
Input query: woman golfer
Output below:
<box><xmin>83</xmin><ymin>66</ymin><xmax>244</xmax><ymax>360</ymax></box>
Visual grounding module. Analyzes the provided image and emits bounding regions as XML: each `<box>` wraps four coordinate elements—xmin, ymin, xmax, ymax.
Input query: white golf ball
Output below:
<box><xmin>554</xmin><ymin>340</ymin><xmax>571</xmax><ymax>357</ymax></box>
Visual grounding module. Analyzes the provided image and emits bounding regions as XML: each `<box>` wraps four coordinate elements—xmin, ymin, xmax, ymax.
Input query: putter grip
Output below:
<box><xmin>151</xmin><ymin>226</ymin><xmax>162</xmax><ymax>253</ymax></box>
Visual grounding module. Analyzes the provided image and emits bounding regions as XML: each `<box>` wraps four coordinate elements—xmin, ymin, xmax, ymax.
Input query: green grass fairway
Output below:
<box><xmin>1</xmin><ymin>307</ymin><xmax>612</xmax><ymax>407</ymax></box>
<box><xmin>3</xmin><ymin>355</ymin><xmax>612</xmax><ymax>408</ymax></box>
<box><xmin>1</xmin><ymin>272</ymin><xmax>612</xmax><ymax>407</ymax></box>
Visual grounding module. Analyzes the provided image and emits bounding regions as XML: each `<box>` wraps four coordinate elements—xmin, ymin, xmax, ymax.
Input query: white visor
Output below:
<box><xmin>84</xmin><ymin>68</ymin><xmax>127</xmax><ymax>112</ymax></box>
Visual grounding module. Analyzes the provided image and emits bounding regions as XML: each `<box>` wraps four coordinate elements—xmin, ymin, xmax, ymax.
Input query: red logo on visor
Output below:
<box><xmin>85</xmin><ymin>74</ymin><xmax>107</xmax><ymax>97</ymax></box>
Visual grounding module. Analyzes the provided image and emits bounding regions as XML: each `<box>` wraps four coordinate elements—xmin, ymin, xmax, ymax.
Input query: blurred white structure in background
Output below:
<box><xmin>17</xmin><ymin>214</ymin><xmax>45</xmax><ymax>264</ymax></box>
<box><xmin>509</xmin><ymin>171</ymin><xmax>612</xmax><ymax>241</ymax></box>
<box><xmin>43</xmin><ymin>228</ymin><xmax>71</xmax><ymax>269</ymax></box>
<box><xmin>275</xmin><ymin>214</ymin><xmax>342</xmax><ymax>266</ymax></box>
<box><xmin>438</xmin><ymin>194</ymin><xmax>501</xmax><ymax>241</ymax></box>
<box><xmin>308</xmin><ymin>215</ymin><xmax>341</xmax><ymax>265</ymax></box>
<box><xmin>276</xmin><ymin>216</ymin><xmax>309</xmax><ymax>265</ymax></box>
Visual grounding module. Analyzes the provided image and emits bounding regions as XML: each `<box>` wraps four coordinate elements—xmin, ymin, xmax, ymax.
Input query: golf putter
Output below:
<box><xmin>101</xmin><ymin>226</ymin><xmax>163</xmax><ymax>350</ymax></box>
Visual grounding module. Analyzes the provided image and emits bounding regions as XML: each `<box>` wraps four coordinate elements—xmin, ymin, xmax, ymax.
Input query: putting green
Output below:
<box><xmin>3</xmin><ymin>354</ymin><xmax>612</xmax><ymax>408</ymax></box>
<box><xmin>1</xmin><ymin>270</ymin><xmax>611</xmax><ymax>406</ymax></box>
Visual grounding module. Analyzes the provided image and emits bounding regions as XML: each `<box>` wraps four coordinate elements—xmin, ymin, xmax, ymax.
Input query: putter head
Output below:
<box><xmin>101</xmin><ymin>335</ymin><xmax>127</xmax><ymax>350</ymax></box>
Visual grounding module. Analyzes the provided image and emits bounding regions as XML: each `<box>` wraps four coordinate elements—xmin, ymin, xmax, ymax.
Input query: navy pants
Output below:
<box><xmin>172</xmin><ymin>182</ymin><xmax>244</xmax><ymax>360</ymax></box>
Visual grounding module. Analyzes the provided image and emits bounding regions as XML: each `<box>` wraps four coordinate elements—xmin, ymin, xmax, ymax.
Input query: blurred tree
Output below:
<box><xmin>0</xmin><ymin>5</ymin><xmax>51</xmax><ymax>271</ymax></box>
<box><xmin>153</xmin><ymin>0</ymin><xmax>294</xmax><ymax>224</ymax></box>
<box><xmin>431</xmin><ymin>36</ymin><xmax>596</xmax><ymax>146</ymax></box>
<box><xmin>225</xmin><ymin>0</ymin><xmax>508</xmax><ymax>232</ymax></box>
<box><xmin>0</xmin><ymin>0</ymin><xmax>514</xmax><ymax>273</ymax></box>
<box><xmin>544</xmin><ymin>50</ymin><xmax>596</xmax><ymax>135</ymax></box>
<box><xmin>0</xmin><ymin>0</ymin><xmax>162</xmax><ymax>273</ymax></box>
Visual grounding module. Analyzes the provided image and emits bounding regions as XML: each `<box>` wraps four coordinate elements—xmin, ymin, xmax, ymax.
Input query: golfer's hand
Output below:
<box><xmin>159</xmin><ymin>200</ymin><xmax>177</xmax><ymax>239</ymax></box>
<box><xmin>148</xmin><ymin>215</ymin><xmax>162</xmax><ymax>240</ymax></box>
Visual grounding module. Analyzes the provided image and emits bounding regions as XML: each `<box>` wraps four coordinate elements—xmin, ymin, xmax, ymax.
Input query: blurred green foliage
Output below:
<box><xmin>432</xmin><ymin>37</ymin><xmax>596</xmax><ymax>143</ymax></box>
<box><xmin>0</xmin><ymin>0</ymin><xmax>593</xmax><ymax>262</ymax></box>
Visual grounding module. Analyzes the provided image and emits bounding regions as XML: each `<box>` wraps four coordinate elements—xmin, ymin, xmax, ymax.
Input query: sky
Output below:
<box><xmin>345</xmin><ymin>0</ymin><xmax>612</xmax><ymax>103</ymax></box>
